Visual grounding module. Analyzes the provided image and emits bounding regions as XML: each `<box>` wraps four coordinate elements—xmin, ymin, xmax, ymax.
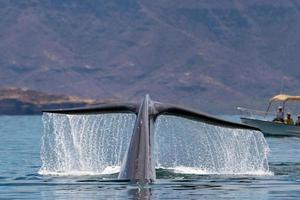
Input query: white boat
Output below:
<box><xmin>238</xmin><ymin>94</ymin><xmax>300</xmax><ymax>137</ymax></box>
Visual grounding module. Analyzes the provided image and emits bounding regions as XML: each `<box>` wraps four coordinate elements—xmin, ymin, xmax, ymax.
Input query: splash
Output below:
<box><xmin>39</xmin><ymin>113</ymin><xmax>271</xmax><ymax>176</ymax></box>
<box><xmin>154</xmin><ymin>115</ymin><xmax>271</xmax><ymax>175</ymax></box>
<box><xmin>39</xmin><ymin>113</ymin><xmax>135</xmax><ymax>176</ymax></box>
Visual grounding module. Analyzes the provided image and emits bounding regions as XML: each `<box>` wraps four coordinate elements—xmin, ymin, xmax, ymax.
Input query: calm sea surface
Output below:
<box><xmin>0</xmin><ymin>115</ymin><xmax>299</xmax><ymax>199</ymax></box>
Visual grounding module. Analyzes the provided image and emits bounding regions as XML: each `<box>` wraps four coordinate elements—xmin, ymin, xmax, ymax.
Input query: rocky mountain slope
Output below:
<box><xmin>1</xmin><ymin>0</ymin><xmax>300</xmax><ymax>113</ymax></box>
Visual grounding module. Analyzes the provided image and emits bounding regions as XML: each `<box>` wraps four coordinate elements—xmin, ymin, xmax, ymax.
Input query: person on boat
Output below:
<box><xmin>285</xmin><ymin>112</ymin><xmax>294</xmax><ymax>125</ymax></box>
<box><xmin>273</xmin><ymin>106</ymin><xmax>284</xmax><ymax>122</ymax></box>
<box><xmin>295</xmin><ymin>115</ymin><xmax>300</xmax><ymax>126</ymax></box>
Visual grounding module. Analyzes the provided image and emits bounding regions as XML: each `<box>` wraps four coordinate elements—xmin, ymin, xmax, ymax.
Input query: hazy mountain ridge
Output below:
<box><xmin>1</xmin><ymin>0</ymin><xmax>300</xmax><ymax>113</ymax></box>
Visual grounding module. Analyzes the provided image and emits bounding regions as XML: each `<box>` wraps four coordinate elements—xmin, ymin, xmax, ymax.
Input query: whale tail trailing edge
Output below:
<box><xmin>43</xmin><ymin>94</ymin><xmax>259</xmax><ymax>182</ymax></box>
<box><xmin>43</xmin><ymin>95</ymin><xmax>257</xmax><ymax>130</ymax></box>
<box><xmin>42</xmin><ymin>102</ymin><xmax>139</xmax><ymax>115</ymax></box>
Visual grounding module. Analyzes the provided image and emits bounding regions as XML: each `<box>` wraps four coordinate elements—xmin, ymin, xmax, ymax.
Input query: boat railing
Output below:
<box><xmin>237</xmin><ymin>107</ymin><xmax>274</xmax><ymax>120</ymax></box>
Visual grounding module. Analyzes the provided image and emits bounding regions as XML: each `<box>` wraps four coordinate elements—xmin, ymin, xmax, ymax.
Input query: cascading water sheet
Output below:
<box><xmin>40</xmin><ymin>113</ymin><xmax>271</xmax><ymax>176</ymax></box>
<box><xmin>154</xmin><ymin>115</ymin><xmax>271</xmax><ymax>175</ymax></box>
<box><xmin>39</xmin><ymin>113</ymin><xmax>136</xmax><ymax>175</ymax></box>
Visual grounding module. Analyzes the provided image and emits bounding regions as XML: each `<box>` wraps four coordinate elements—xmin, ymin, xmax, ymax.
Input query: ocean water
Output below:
<box><xmin>0</xmin><ymin>115</ymin><xmax>299</xmax><ymax>199</ymax></box>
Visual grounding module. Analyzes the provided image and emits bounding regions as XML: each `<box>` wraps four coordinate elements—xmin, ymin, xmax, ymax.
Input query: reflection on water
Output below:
<box><xmin>127</xmin><ymin>187</ymin><xmax>152</xmax><ymax>200</ymax></box>
<box><xmin>38</xmin><ymin>180</ymin><xmax>152</xmax><ymax>200</ymax></box>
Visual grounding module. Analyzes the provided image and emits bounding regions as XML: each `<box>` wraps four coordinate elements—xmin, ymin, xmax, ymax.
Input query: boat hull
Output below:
<box><xmin>241</xmin><ymin>117</ymin><xmax>300</xmax><ymax>137</ymax></box>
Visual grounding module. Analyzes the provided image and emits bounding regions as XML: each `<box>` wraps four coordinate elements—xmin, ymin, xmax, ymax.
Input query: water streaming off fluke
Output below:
<box><xmin>39</xmin><ymin>113</ymin><xmax>136</xmax><ymax>175</ymax></box>
<box><xmin>39</xmin><ymin>113</ymin><xmax>271</xmax><ymax>176</ymax></box>
<box><xmin>155</xmin><ymin>115</ymin><xmax>271</xmax><ymax>175</ymax></box>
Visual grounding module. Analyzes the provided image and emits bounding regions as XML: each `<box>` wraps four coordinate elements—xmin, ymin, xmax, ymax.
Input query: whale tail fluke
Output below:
<box><xmin>43</xmin><ymin>94</ymin><xmax>259</xmax><ymax>182</ymax></box>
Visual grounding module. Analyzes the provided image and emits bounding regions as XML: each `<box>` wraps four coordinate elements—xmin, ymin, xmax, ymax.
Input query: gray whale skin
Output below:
<box><xmin>43</xmin><ymin>94</ymin><xmax>258</xmax><ymax>183</ymax></box>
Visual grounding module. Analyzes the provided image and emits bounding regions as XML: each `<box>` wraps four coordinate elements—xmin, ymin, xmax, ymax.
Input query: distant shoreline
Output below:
<box><xmin>0</xmin><ymin>87</ymin><xmax>102</xmax><ymax>115</ymax></box>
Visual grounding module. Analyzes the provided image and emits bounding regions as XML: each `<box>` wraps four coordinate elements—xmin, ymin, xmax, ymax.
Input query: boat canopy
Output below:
<box><xmin>269</xmin><ymin>94</ymin><xmax>300</xmax><ymax>103</ymax></box>
<box><xmin>264</xmin><ymin>94</ymin><xmax>300</xmax><ymax>114</ymax></box>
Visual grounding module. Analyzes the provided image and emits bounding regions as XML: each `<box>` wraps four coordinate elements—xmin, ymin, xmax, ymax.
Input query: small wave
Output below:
<box><xmin>101</xmin><ymin>166</ymin><xmax>120</xmax><ymax>174</ymax></box>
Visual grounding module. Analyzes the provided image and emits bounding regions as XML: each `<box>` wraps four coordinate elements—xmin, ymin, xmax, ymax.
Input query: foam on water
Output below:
<box><xmin>39</xmin><ymin>113</ymin><xmax>271</xmax><ymax>176</ymax></box>
<box><xmin>168</xmin><ymin>166</ymin><xmax>272</xmax><ymax>176</ymax></box>
<box><xmin>39</xmin><ymin>166</ymin><xmax>121</xmax><ymax>176</ymax></box>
